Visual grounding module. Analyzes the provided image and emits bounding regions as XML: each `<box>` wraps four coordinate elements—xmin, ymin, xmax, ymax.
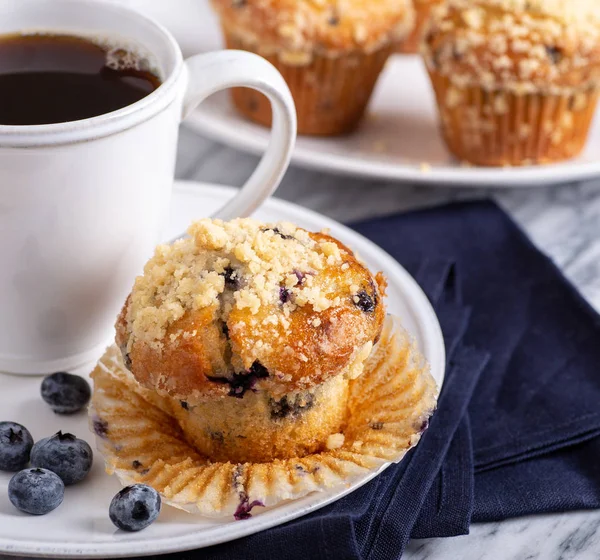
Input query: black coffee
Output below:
<box><xmin>0</xmin><ymin>33</ymin><xmax>161</xmax><ymax>125</ymax></box>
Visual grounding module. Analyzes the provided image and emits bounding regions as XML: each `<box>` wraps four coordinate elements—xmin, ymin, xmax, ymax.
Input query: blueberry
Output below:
<box><xmin>0</xmin><ymin>422</ymin><xmax>34</xmax><ymax>472</ymax></box>
<box><xmin>545</xmin><ymin>45</ymin><xmax>562</xmax><ymax>64</ymax></box>
<box><xmin>8</xmin><ymin>468</ymin><xmax>64</xmax><ymax>515</ymax></box>
<box><xmin>223</xmin><ymin>266</ymin><xmax>241</xmax><ymax>290</ymax></box>
<box><xmin>30</xmin><ymin>431</ymin><xmax>93</xmax><ymax>486</ymax></box>
<box><xmin>41</xmin><ymin>372</ymin><xmax>91</xmax><ymax>414</ymax></box>
<box><xmin>354</xmin><ymin>290</ymin><xmax>376</xmax><ymax>314</ymax></box>
<box><xmin>207</xmin><ymin>360</ymin><xmax>269</xmax><ymax>398</ymax></box>
<box><xmin>92</xmin><ymin>417</ymin><xmax>109</xmax><ymax>439</ymax></box>
<box><xmin>279</xmin><ymin>286</ymin><xmax>291</xmax><ymax>304</ymax></box>
<box><xmin>262</xmin><ymin>227</ymin><xmax>295</xmax><ymax>241</ymax></box>
<box><xmin>269</xmin><ymin>393</ymin><xmax>315</xmax><ymax>420</ymax></box>
<box><xmin>109</xmin><ymin>484</ymin><xmax>161</xmax><ymax>532</ymax></box>
<box><xmin>293</xmin><ymin>270</ymin><xmax>307</xmax><ymax>285</ymax></box>
<box><xmin>234</xmin><ymin>492</ymin><xmax>263</xmax><ymax>520</ymax></box>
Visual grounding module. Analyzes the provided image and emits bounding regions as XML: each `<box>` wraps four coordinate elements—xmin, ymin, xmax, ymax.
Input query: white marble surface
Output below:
<box><xmin>3</xmin><ymin>126</ymin><xmax>600</xmax><ymax>559</ymax></box>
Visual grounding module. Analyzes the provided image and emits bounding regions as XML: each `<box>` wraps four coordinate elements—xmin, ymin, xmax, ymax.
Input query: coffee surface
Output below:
<box><xmin>0</xmin><ymin>33</ymin><xmax>161</xmax><ymax>125</ymax></box>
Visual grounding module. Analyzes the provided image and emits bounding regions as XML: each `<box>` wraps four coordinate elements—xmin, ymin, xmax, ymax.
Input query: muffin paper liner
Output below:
<box><xmin>224</xmin><ymin>29</ymin><xmax>393</xmax><ymax>136</ymax></box>
<box><xmin>89</xmin><ymin>315</ymin><xmax>438</xmax><ymax>518</ymax></box>
<box><xmin>428</xmin><ymin>70</ymin><xmax>600</xmax><ymax>166</ymax></box>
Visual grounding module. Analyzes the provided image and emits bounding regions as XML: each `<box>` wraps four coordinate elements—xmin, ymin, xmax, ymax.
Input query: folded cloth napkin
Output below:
<box><xmin>145</xmin><ymin>201</ymin><xmax>600</xmax><ymax>560</ymax></box>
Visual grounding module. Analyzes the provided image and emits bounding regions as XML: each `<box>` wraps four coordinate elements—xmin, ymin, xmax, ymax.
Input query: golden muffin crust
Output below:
<box><xmin>116</xmin><ymin>219</ymin><xmax>386</xmax><ymax>401</ymax></box>
<box><xmin>423</xmin><ymin>0</ymin><xmax>600</xmax><ymax>94</ymax></box>
<box><xmin>171</xmin><ymin>374</ymin><xmax>349</xmax><ymax>463</ymax></box>
<box><xmin>210</xmin><ymin>0</ymin><xmax>415</xmax><ymax>60</ymax></box>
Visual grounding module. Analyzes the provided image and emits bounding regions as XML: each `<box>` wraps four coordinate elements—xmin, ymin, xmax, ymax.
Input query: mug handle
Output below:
<box><xmin>180</xmin><ymin>50</ymin><xmax>297</xmax><ymax>221</ymax></box>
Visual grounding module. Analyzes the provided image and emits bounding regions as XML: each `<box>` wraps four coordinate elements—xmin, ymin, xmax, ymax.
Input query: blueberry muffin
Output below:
<box><xmin>210</xmin><ymin>0</ymin><xmax>415</xmax><ymax>135</ymax></box>
<box><xmin>116</xmin><ymin>219</ymin><xmax>386</xmax><ymax>463</ymax></box>
<box><xmin>423</xmin><ymin>0</ymin><xmax>600</xmax><ymax>165</ymax></box>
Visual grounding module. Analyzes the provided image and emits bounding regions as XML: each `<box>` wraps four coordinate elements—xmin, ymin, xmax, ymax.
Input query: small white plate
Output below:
<box><xmin>129</xmin><ymin>0</ymin><xmax>600</xmax><ymax>187</ymax></box>
<box><xmin>0</xmin><ymin>181</ymin><xmax>445</xmax><ymax>558</ymax></box>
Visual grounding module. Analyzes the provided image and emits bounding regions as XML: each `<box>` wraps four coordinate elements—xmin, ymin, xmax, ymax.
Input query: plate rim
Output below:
<box><xmin>0</xmin><ymin>180</ymin><xmax>445</xmax><ymax>558</ymax></box>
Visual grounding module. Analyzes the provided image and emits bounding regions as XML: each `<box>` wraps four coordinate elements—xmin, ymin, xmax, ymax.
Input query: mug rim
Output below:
<box><xmin>0</xmin><ymin>0</ymin><xmax>184</xmax><ymax>148</ymax></box>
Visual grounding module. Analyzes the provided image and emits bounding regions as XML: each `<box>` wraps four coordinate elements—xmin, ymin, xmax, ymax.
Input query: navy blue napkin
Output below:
<box><xmin>357</xmin><ymin>201</ymin><xmax>600</xmax><ymax>533</ymax></box>
<box><xmin>145</xmin><ymin>201</ymin><xmax>600</xmax><ymax>560</ymax></box>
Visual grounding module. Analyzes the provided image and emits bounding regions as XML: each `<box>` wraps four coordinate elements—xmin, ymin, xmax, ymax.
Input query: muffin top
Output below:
<box><xmin>414</xmin><ymin>0</ymin><xmax>444</xmax><ymax>6</ymax></box>
<box><xmin>116</xmin><ymin>218</ymin><xmax>386</xmax><ymax>401</ymax></box>
<box><xmin>210</xmin><ymin>0</ymin><xmax>415</xmax><ymax>61</ymax></box>
<box><xmin>423</xmin><ymin>0</ymin><xmax>600</xmax><ymax>93</ymax></box>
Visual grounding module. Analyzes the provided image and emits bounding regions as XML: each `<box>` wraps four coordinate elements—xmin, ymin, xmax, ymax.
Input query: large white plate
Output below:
<box><xmin>186</xmin><ymin>56</ymin><xmax>600</xmax><ymax>187</ymax></box>
<box><xmin>0</xmin><ymin>181</ymin><xmax>445</xmax><ymax>558</ymax></box>
<box><xmin>124</xmin><ymin>0</ymin><xmax>600</xmax><ymax>187</ymax></box>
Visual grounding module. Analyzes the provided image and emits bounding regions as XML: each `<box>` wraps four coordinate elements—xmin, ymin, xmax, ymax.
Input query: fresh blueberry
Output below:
<box><xmin>8</xmin><ymin>467</ymin><xmax>64</xmax><ymax>515</ymax></box>
<box><xmin>109</xmin><ymin>484</ymin><xmax>161</xmax><ymax>532</ymax></box>
<box><xmin>41</xmin><ymin>372</ymin><xmax>91</xmax><ymax>414</ymax></box>
<box><xmin>30</xmin><ymin>431</ymin><xmax>93</xmax><ymax>485</ymax></box>
<box><xmin>0</xmin><ymin>421</ymin><xmax>34</xmax><ymax>472</ymax></box>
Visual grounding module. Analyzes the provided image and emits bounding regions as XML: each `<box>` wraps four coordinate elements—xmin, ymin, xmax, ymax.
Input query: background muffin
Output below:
<box><xmin>116</xmin><ymin>218</ymin><xmax>386</xmax><ymax>462</ymax></box>
<box><xmin>210</xmin><ymin>0</ymin><xmax>414</xmax><ymax>135</ymax></box>
<box><xmin>397</xmin><ymin>0</ymin><xmax>445</xmax><ymax>54</ymax></box>
<box><xmin>423</xmin><ymin>0</ymin><xmax>600</xmax><ymax>166</ymax></box>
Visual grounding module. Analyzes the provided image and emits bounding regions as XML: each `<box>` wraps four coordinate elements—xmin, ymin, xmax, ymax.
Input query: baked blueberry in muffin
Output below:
<box><xmin>115</xmin><ymin>219</ymin><xmax>386</xmax><ymax>463</ymax></box>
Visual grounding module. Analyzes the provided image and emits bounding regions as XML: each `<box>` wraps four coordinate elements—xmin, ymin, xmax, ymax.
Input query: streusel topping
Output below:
<box><xmin>424</xmin><ymin>0</ymin><xmax>600</xmax><ymax>93</ymax></box>
<box><xmin>126</xmin><ymin>219</ymin><xmax>346</xmax><ymax>349</ymax></box>
<box><xmin>211</xmin><ymin>0</ymin><xmax>415</xmax><ymax>61</ymax></box>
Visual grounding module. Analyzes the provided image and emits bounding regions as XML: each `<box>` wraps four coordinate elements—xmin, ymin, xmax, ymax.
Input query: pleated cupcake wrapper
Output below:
<box><xmin>428</xmin><ymin>70</ymin><xmax>600</xmax><ymax>166</ymax></box>
<box><xmin>89</xmin><ymin>315</ymin><xmax>438</xmax><ymax>518</ymax></box>
<box><xmin>224</xmin><ymin>29</ymin><xmax>393</xmax><ymax>136</ymax></box>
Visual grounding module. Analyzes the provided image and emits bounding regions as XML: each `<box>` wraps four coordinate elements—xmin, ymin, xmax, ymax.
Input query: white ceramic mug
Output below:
<box><xmin>0</xmin><ymin>0</ymin><xmax>296</xmax><ymax>375</ymax></box>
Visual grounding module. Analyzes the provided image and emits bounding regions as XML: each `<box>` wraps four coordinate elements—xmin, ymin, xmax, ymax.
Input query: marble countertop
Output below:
<box><xmin>3</xmin><ymin>126</ymin><xmax>600</xmax><ymax>560</ymax></box>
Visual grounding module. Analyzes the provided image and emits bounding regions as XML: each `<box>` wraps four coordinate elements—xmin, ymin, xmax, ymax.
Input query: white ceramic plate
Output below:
<box><xmin>186</xmin><ymin>56</ymin><xmax>600</xmax><ymax>187</ymax></box>
<box><xmin>0</xmin><ymin>181</ymin><xmax>445</xmax><ymax>558</ymax></box>
<box><xmin>124</xmin><ymin>0</ymin><xmax>600</xmax><ymax>187</ymax></box>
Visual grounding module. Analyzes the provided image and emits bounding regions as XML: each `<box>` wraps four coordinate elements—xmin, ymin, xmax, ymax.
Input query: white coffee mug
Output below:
<box><xmin>0</xmin><ymin>0</ymin><xmax>296</xmax><ymax>375</ymax></box>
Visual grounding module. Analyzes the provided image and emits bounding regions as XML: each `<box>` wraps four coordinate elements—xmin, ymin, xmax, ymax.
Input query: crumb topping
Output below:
<box><xmin>423</xmin><ymin>0</ymin><xmax>600</xmax><ymax>94</ymax></box>
<box><xmin>326</xmin><ymin>433</ymin><xmax>345</xmax><ymax>449</ymax></box>
<box><xmin>211</xmin><ymin>0</ymin><xmax>415</xmax><ymax>60</ymax></box>
<box><xmin>126</xmin><ymin>219</ymin><xmax>347</xmax><ymax>349</ymax></box>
